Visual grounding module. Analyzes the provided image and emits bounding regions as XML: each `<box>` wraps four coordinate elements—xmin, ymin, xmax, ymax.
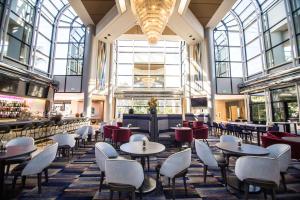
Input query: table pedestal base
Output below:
<box><xmin>137</xmin><ymin>176</ymin><xmax>156</xmax><ymax>193</ymax></box>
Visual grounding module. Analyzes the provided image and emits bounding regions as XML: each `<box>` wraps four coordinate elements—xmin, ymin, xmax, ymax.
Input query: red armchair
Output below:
<box><xmin>193</xmin><ymin>127</ymin><xmax>208</xmax><ymax>145</ymax></box>
<box><xmin>175</xmin><ymin>129</ymin><xmax>193</xmax><ymax>147</ymax></box>
<box><xmin>183</xmin><ymin>120</ymin><xmax>190</xmax><ymax>127</ymax></box>
<box><xmin>112</xmin><ymin>129</ymin><xmax>131</xmax><ymax>147</ymax></box>
<box><xmin>261</xmin><ymin>131</ymin><xmax>300</xmax><ymax>160</ymax></box>
<box><xmin>117</xmin><ymin>122</ymin><xmax>123</xmax><ymax>127</ymax></box>
<box><xmin>193</xmin><ymin>121</ymin><xmax>204</xmax><ymax>128</ymax></box>
<box><xmin>103</xmin><ymin>125</ymin><xmax>119</xmax><ymax>142</ymax></box>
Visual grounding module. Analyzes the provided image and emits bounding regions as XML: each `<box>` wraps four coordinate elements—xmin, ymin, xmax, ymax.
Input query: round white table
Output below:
<box><xmin>170</xmin><ymin>127</ymin><xmax>191</xmax><ymax>130</ymax></box>
<box><xmin>282</xmin><ymin>137</ymin><xmax>300</xmax><ymax>143</ymax></box>
<box><xmin>120</xmin><ymin>141</ymin><xmax>165</xmax><ymax>193</ymax></box>
<box><xmin>119</xmin><ymin>126</ymin><xmax>140</xmax><ymax>130</ymax></box>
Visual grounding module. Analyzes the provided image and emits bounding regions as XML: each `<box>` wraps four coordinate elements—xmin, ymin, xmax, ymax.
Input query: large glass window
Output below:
<box><xmin>250</xmin><ymin>93</ymin><xmax>266</xmax><ymax>124</ymax></box>
<box><xmin>214</xmin><ymin>13</ymin><xmax>243</xmax><ymax>94</ymax></box>
<box><xmin>116</xmin><ymin>40</ymin><xmax>182</xmax><ymax>89</ymax></box>
<box><xmin>291</xmin><ymin>0</ymin><xmax>300</xmax><ymax>56</ymax></box>
<box><xmin>263</xmin><ymin>0</ymin><xmax>292</xmax><ymax>68</ymax></box>
<box><xmin>4</xmin><ymin>0</ymin><xmax>36</xmax><ymax>64</ymax></box>
<box><xmin>115</xmin><ymin>98</ymin><xmax>181</xmax><ymax>115</ymax></box>
<box><xmin>271</xmin><ymin>86</ymin><xmax>299</xmax><ymax>122</ymax></box>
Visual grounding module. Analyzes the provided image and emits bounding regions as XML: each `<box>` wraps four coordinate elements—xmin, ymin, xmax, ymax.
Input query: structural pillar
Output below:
<box><xmin>82</xmin><ymin>24</ymin><xmax>95</xmax><ymax>117</ymax></box>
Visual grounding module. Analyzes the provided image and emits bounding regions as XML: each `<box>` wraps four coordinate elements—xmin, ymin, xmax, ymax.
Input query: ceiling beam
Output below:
<box><xmin>206</xmin><ymin>0</ymin><xmax>237</xmax><ymax>28</ymax></box>
<box><xmin>68</xmin><ymin>0</ymin><xmax>94</xmax><ymax>25</ymax></box>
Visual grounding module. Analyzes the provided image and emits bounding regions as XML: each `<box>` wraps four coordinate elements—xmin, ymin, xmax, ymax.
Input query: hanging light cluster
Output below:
<box><xmin>130</xmin><ymin>0</ymin><xmax>176</xmax><ymax>44</ymax></box>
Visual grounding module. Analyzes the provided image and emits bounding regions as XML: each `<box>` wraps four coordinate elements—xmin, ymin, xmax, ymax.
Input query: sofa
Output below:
<box><xmin>261</xmin><ymin>131</ymin><xmax>300</xmax><ymax>160</ymax></box>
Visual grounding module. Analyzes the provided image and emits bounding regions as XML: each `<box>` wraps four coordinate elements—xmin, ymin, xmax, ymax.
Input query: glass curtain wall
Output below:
<box><xmin>214</xmin><ymin>13</ymin><xmax>243</xmax><ymax>94</ymax></box>
<box><xmin>4</xmin><ymin>0</ymin><xmax>36</xmax><ymax>65</ymax></box>
<box><xmin>0</xmin><ymin>0</ymin><xmax>4</xmax><ymax>23</ymax></box>
<box><xmin>291</xmin><ymin>0</ymin><xmax>300</xmax><ymax>56</ymax></box>
<box><xmin>115</xmin><ymin>98</ymin><xmax>181</xmax><ymax>115</ymax></box>
<box><xmin>116</xmin><ymin>40</ymin><xmax>182</xmax><ymax>88</ymax></box>
<box><xmin>249</xmin><ymin>93</ymin><xmax>266</xmax><ymax>124</ymax></box>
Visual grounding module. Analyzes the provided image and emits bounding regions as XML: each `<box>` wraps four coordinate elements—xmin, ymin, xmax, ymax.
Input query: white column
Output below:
<box><xmin>82</xmin><ymin>24</ymin><xmax>95</xmax><ymax>117</ymax></box>
<box><xmin>104</xmin><ymin>43</ymin><xmax>114</xmax><ymax>121</ymax></box>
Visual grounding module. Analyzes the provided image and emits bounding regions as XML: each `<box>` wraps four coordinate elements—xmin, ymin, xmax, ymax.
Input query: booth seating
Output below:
<box><xmin>261</xmin><ymin>131</ymin><xmax>300</xmax><ymax>159</ymax></box>
<box><xmin>123</xmin><ymin>114</ymin><xmax>151</xmax><ymax>137</ymax></box>
<box><xmin>158</xmin><ymin>114</ymin><xmax>182</xmax><ymax>141</ymax></box>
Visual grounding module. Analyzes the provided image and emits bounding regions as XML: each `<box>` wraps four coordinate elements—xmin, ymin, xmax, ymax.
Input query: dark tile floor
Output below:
<box><xmin>3</xmin><ymin>136</ymin><xmax>300</xmax><ymax>200</ymax></box>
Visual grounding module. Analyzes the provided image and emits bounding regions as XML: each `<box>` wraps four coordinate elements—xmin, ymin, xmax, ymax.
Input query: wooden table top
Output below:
<box><xmin>120</xmin><ymin>141</ymin><xmax>165</xmax><ymax>157</ymax></box>
<box><xmin>215</xmin><ymin>142</ymin><xmax>269</xmax><ymax>156</ymax></box>
<box><xmin>0</xmin><ymin>145</ymin><xmax>36</xmax><ymax>161</ymax></box>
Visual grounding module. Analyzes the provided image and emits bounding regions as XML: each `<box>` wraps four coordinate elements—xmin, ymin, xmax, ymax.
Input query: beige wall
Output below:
<box><xmin>215</xmin><ymin>99</ymin><xmax>246</xmax><ymax>122</ymax></box>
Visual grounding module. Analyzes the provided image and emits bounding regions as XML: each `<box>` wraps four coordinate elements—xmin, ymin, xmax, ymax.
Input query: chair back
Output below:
<box><xmin>52</xmin><ymin>133</ymin><xmax>76</xmax><ymax>148</ymax></box>
<box><xmin>75</xmin><ymin>126</ymin><xmax>89</xmax><ymax>139</ymax></box>
<box><xmin>22</xmin><ymin>143</ymin><xmax>58</xmax><ymax>176</ymax></box>
<box><xmin>220</xmin><ymin>135</ymin><xmax>240</xmax><ymax>143</ymax></box>
<box><xmin>129</xmin><ymin>134</ymin><xmax>148</xmax><ymax>142</ymax></box>
<box><xmin>99</xmin><ymin>122</ymin><xmax>107</xmax><ymax>133</ymax></box>
<box><xmin>267</xmin><ymin>144</ymin><xmax>291</xmax><ymax>172</ymax></box>
<box><xmin>105</xmin><ymin>159</ymin><xmax>144</xmax><ymax>189</ymax></box>
<box><xmin>112</xmin><ymin>129</ymin><xmax>131</xmax><ymax>143</ymax></box>
<box><xmin>195</xmin><ymin>140</ymin><xmax>218</xmax><ymax>167</ymax></box>
<box><xmin>6</xmin><ymin>137</ymin><xmax>34</xmax><ymax>148</ymax></box>
<box><xmin>103</xmin><ymin>125</ymin><xmax>118</xmax><ymax>139</ymax></box>
<box><xmin>95</xmin><ymin>142</ymin><xmax>119</xmax><ymax>172</ymax></box>
<box><xmin>160</xmin><ymin>148</ymin><xmax>191</xmax><ymax>178</ymax></box>
<box><xmin>235</xmin><ymin>156</ymin><xmax>280</xmax><ymax>186</ymax></box>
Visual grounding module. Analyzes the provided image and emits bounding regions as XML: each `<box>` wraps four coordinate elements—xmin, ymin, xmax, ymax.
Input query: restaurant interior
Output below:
<box><xmin>0</xmin><ymin>0</ymin><xmax>300</xmax><ymax>199</ymax></box>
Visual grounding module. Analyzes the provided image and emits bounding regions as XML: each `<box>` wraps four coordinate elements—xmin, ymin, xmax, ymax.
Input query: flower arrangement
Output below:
<box><xmin>148</xmin><ymin>97</ymin><xmax>157</xmax><ymax>114</ymax></box>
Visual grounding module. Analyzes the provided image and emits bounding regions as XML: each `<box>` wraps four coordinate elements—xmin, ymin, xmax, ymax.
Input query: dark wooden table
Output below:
<box><xmin>0</xmin><ymin>145</ymin><xmax>37</xmax><ymax>196</ymax></box>
<box><xmin>120</xmin><ymin>141</ymin><xmax>165</xmax><ymax>193</ymax></box>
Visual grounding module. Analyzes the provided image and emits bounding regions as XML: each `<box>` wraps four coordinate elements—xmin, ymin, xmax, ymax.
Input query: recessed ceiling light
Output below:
<box><xmin>189</xmin><ymin>35</ymin><xmax>192</xmax><ymax>38</ymax></box>
<box><xmin>108</xmin><ymin>34</ymin><xmax>111</xmax><ymax>36</ymax></box>
<box><xmin>192</xmin><ymin>38</ymin><xmax>195</xmax><ymax>40</ymax></box>
<box><xmin>104</xmin><ymin>37</ymin><xmax>107</xmax><ymax>39</ymax></box>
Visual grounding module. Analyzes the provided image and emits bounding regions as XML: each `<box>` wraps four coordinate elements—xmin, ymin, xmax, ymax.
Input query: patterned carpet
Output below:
<box><xmin>3</xmin><ymin>137</ymin><xmax>300</xmax><ymax>200</ymax></box>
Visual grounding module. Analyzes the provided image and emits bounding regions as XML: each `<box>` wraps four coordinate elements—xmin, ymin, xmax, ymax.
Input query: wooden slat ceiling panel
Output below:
<box><xmin>189</xmin><ymin>0</ymin><xmax>223</xmax><ymax>26</ymax></box>
<box><xmin>81</xmin><ymin>0</ymin><xmax>115</xmax><ymax>24</ymax></box>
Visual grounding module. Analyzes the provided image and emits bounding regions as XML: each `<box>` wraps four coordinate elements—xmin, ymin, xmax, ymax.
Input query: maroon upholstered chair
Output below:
<box><xmin>193</xmin><ymin>127</ymin><xmax>209</xmax><ymax>145</ymax></box>
<box><xmin>261</xmin><ymin>131</ymin><xmax>300</xmax><ymax>159</ymax></box>
<box><xmin>117</xmin><ymin>122</ymin><xmax>123</xmax><ymax>127</ymax></box>
<box><xmin>112</xmin><ymin>129</ymin><xmax>131</xmax><ymax>147</ymax></box>
<box><xmin>175</xmin><ymin>129</ymin><xmax>193</xmax><ymax>147</ymax></box>
<box><xmin>183</xmin><ymin>121</ymin><xmax>189</xmax><ymax>127</ymax></box>
<box><xmin>193</xmin><ymin>121</ymin><xmax>204</xmax><ymax>128</ymax></box>
<box><xmin>103</xmin><ymin>125</ymin><xmax>119</xmax><ymax>142</ymax></box>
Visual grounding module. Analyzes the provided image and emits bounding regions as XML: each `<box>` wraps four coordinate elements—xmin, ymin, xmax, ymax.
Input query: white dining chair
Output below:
<box><xmin>5</xmin><ymin>137</ymin><xmax>35</xmax><ymax>176</ymax></box>
<box><xmin>105</xmin><ymin>159</ymin><xmax>144</xmax><ymax>200</ymax></box>
<box><xmin>156</xmin><ymin>148</ymin><xmax>191</xmax><ymax>200</ymax></box>
<box><xmin>235</xmin><ymin>156</ymin><xmax>280</xmax><ymax>200</ymax></box>
<box><xmin>195</xmin><ymin>140</ymin><xmax>227</xmax><ymax>185</ymax></box>
<box><xmin>74</xmin><ymin>126</ymin><xmax>89</xmax><ymax>147</ymax></box>
<box><xmin>52</xmin><ymin>133</ymin><xmax>76</xmax><ymax>158</ymax></box>
<box><xmin>11</xmin><ymin>143</ymin><xmax>58</xmax><ymax>193</ymax></box>
<box><xmin>267</xmin><ymin>144</ymin><xmax>291</xmax><ymax>191</ymax></box>
<box><xmin>129</xmin><ymin>134</ymin><xmax>149</xmax><ymax>142</ymax></box>
<box><xmin>95</xmin><ymin>142</ymin><xmax>123</xmax><ymax>192</ymax></box>
<box><xmin>220</xmin><ymin>135</ymin><xmax>240</xmax><ymax>143</ymax></box>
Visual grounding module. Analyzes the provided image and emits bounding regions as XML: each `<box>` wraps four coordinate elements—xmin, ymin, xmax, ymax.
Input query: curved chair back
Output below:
<box><xmin>103</xmin><ymin>125</ymin><xmax>118</xmax><ymax>139</ymax></box>
<box><xmin>87</xmin><ymin>126</ymin><xmax>94</xmax><ymax>135</ymax></box>
<box><xmin>22</xmin><ymin>143</ymin><xmax>58</xmax><ymax>176</ymax></box>
<box><xmin>6</xmin><ymin>137</ymin><xmax>34</xmax><ymax>148</ymax></box>
<box><xmin>160</xmin><ymin>148</ymin><xmax>191</xmax><ymax>178</ymax></box>
<box><xmin>267</xmin><ymin>144</ymin><xmax>291</xmax><ymax>172</ymax></box>
<box><xmin>129</xmin><ymin>134</ymin><xmax>148</xmax><ymax>142</ymax></box>
<box><xmin>235</xmin><ymin>156</ymin><xmax>280</xmax><ymax>187</ymax></box>
<box><xmin>195</xmin><ymin>140</ymin><xmax>218</xmax><ymax>168</ymax></box>
<box><xmin>112</xmin><ymin>129</ymin><xmax>131</xmax><ymax>143</ymax></box>
<box><xmin>75</xmin><ymin>126</ymin><xmax>89</xmax><ymax>139</ymax></box>
<box><xmin>52</xmin><ymin>133</ymin><xmax>76</xmax><ymax>148</ymax></box>
<box><xmin>95</xmin><ymin>142</ymin><xmax>119</xmax><ymax>172</ymax></box>
<box><xmin>220</xmin><ymin>135</ymin><xmax>240</xmax><ymax>143</ymax></box>
<box><xmin>193</xmin><ymin>121</ymin><xmax>204</xmax><ymax>128</ymax></box>
<box><xmin>192</xmin><ymin>127</ymin><xmax>208</xmax><ymax>139</ymax></box>
<box><xmin>105</xmin><ymin>159</ymin><xmax>144</xmax><ymax>189</ymax></box>
<box><xmin>175</xmin><ymin>129</ymin><xmax>193</xmax><ymax>143</ymax></box>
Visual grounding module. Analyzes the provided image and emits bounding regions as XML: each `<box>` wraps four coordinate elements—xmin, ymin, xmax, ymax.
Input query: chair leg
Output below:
<box><xmin>118</xmin><ymin>191</ymin><xmax>121</xmax><ymax>199</ymax></box>
<box><xmin>203</xmin><ymin>165</ymin><xmax>208</xmax><ymax>183</ymax></box>
<box><xmin>271</xmin><ymin>188</ymin><xmax>276</xmax><ymax>200</ymax></box>
<box><xmin>44</xmin><ymin>168</ymin><xmax>49</xmax><ymax>183</ymax></box>
<box><xmin>6</xmin><ymin>164</ymin><xmax>10</xmax><ymax>176</ymax></box>
<box><xmin>263</xmin><ymin>188</ymin><xmax>267</xmax><ymax>199</ymax></box>
<box><xmin>147</xmin><ymin>156</ymin><xmax>150</xmax><ymax>171</ymax></box>
<box><xmin>12</xmin><ymin>175</ymin><xmax>18</xmax><ymax>189</ymax></box>
<box><xmin>37</xmin><ymin>172</ymin><xmax>42</xmax><ymax>193</ymax></box>
<box><xmin>172</xmin><ymin>178</ymin><xmax>176</xmax><ymax>200</ymax></box>
<box><xmin>168</xmin><ymin>178</ymin><xmax>170</xmax><ymax>187</ymax></box>
<box><xmin>131</xmin><ymin>190</ymin><xmax>136</xmax><ymax>200</ymax></box>
<box><xmin>22</xmin><ymin>176</ymin><xmax>26</xmax><ymax>188</ymax></box>
<box><xmin>110</xmin><ymin>190</ymin><xmax>113</xmax><ymax>200</ymax></box>
<box><xmin>281</xmin><ymin>172</ymin><xmax>287</xmax><ymax>191</ymax></box>
<box><xmin>183</xmin><ymin>175</ymin><xmax>187</xmax><ymax>196</ymax></box>
<box><xmin>244</xmin><ymin>182</ymin><xmax>249</xmax><ymax>200</ymax></box>
<box><xmin>99</xmin><ymin>171</ymin><xmax>105</xmax><ymax>192</ymax></box>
